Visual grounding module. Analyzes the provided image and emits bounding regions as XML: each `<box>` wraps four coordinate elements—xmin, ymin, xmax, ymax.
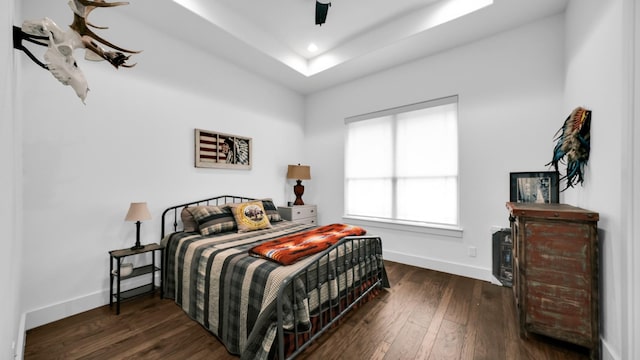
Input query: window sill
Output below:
<box><xmin>342</xmin><ymin>216</ymin><xmax>463</xmax><ymax>238</ymax></box>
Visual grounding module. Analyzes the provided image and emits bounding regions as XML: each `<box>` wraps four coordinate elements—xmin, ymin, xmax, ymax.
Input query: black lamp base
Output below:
<box><xmin>130</xmin><ymin>221</ymin><xmax>144</xmax><ymax>250</ymax></box>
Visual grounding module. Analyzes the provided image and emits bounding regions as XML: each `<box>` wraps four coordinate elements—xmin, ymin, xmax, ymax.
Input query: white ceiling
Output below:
<box><xmin>123</xmin><ymin>0</ymin><xmax>568</xmax><ymax>94</ymax></box>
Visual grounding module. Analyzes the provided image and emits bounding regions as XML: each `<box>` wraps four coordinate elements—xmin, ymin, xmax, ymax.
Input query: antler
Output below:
<box><xmin>68</xmin><ymin>0</ymin><xmax>140</xmax><ymax>68</ymax></box>
<box><xmin>15</xmin><ymin>0</ymin><xmax>140</xmax><ymax>102</ymax></box>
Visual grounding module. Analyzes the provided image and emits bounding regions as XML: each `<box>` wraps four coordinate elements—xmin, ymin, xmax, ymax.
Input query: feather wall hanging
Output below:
<box><xmin>546</xmin><ymin>107</ymin><xmax>592</xmax><ymax>191</ymax></box>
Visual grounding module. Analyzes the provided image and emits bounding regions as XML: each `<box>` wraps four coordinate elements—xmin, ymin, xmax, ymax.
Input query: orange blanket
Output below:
<box><xmin>249</xmin><ymin>223</ymin><xmax>366</xmax><ymax>265</ymax></box>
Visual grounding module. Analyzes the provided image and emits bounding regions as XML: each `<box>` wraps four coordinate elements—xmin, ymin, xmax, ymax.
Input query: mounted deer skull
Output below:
<box><xmin>15</xmin><ymin>0</ymin><xmax>140</xmax><ymax>103</ymax></box>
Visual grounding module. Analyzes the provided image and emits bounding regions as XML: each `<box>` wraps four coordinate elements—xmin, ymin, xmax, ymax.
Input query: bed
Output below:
<box><xmin>160</xmin><ymin>195</ymin><xmax>389</xmax><ymax>360</ymax></box>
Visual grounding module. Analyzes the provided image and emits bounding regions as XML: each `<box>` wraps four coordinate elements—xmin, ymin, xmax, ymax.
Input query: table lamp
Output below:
<box><xmin>287</xmin><ymin>164</ymin><xmax>311</xmax><ymax>205</ymax></box>
<box><xmin>125</xmin><ymin>202</ymin><xmax>151</xmax><ymax>250</ymax></box>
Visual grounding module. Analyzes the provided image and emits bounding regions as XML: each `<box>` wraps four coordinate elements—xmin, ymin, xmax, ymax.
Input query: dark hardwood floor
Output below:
<box><xmin>24</xmin><ymin>261</ymin><xmax>590</xmax><ymax>359</ymax></box>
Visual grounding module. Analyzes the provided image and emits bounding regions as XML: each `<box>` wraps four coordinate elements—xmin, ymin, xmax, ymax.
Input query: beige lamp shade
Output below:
<box><xmin>287</xmin><ymin>164</ymin><xmax>311</xmax><ymax>180</ymax></box>
<box><xmin>125</xmin><ymin>202</ymin><xmax>152</xmax><ymax>222</ymax></box>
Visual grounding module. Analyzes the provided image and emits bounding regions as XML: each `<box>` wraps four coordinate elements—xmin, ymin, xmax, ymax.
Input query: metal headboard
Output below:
<box><xmin>160</xmin><ymin>195</ymin><xmax>256</xmax><ymax>238</ymax></box>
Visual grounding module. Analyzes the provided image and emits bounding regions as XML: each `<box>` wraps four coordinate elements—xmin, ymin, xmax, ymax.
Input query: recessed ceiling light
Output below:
<box><xmin>307</xmin><ymin>43</ymin><xmax>318</xmax><ymax>53</ymax></box>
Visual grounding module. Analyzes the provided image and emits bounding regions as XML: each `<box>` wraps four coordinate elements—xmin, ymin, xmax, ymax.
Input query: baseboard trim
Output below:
<box><xmin>25</xmin><ymin>289</ymin><xmax>107</xmax><ymax>330</ymax></box>
<box><xmin>601</xmin><ymin>337</ymin><xmax>619</xmax><ymax>360</ymax></box>
<box><xmin>383</xmin><ymin>249</ymin><xmax>494</xmax><ymax>283</ymax></box>
<box><xmin>25</xmin><ymin>274</ymin><xmax>160</xmax><ymax>330</ymax></box>
<box><xmin>15</xmin><ymin>312</ymin><xmax>25</xmax><ymax>360</ymax></box>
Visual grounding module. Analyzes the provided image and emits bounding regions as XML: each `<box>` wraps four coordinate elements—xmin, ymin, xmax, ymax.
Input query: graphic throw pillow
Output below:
<box><xmin>229</xmin><ymin>201</ymin><xmax>272</xmax><ymax>233</ymax></box>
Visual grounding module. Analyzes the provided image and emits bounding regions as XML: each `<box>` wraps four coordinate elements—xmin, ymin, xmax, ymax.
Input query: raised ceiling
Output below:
<box><xmin>124</xmin><ymin>0</ymin><xmax>568</xmax><ymax>94</ymax></box>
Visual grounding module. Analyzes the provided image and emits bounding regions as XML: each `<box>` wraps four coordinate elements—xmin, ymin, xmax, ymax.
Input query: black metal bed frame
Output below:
<box><xmin>161</xmin><ymin>195</ymin><xmax>252</xmax><ymax>238</ymax></box>
<box><xmin>161</xmin><ymin>195</ymin><xmax>387</xmax><ymax>360</ymax></box>
<box><xmin>275</xmin><ymin>235</ymin><xmax>386</xmax><ymax>359</ymax></box>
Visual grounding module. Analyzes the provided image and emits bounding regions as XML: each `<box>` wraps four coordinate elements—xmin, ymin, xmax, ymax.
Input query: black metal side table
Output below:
<box><xmin>109</xmin><ymin>243</ymin><xmax>163</xmax><ymax>314</ymax></box>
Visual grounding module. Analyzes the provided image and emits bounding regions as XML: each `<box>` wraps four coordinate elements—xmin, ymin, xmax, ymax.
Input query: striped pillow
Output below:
<box><xmin>261</xmin><ymin>199</ymin><xmax>282</xmax><ymax>222</ymax></box>
<box><xmin>189</xmin><ymin>205</ymin><xmax>237</xmax><ymax>235</ymax></box>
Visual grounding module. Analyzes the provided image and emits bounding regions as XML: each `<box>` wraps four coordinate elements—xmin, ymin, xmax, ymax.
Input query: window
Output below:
<box><xmin>344</xmin><ymin>96</ymin><xmax>459</xmax><ymax>227</ymax></box>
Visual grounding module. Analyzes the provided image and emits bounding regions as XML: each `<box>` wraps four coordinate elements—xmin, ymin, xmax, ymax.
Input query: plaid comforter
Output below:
<box><xmin>162</xmin><ymin>221</ymin><xmax>380</xmax><ymax>359</ymax></box>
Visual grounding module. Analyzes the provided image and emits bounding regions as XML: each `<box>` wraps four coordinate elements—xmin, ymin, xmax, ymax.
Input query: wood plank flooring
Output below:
<box><xmin>24</xmin><ymin>261</ymin><xmax>590</xmax><ymax>359</ymax></box>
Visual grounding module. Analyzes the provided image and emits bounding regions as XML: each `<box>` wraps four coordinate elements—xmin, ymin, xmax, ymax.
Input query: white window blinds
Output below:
<box><xmin>345</xmin><ymin>96</ymin><xmax>459</xmax><ymax>226</ymax></box>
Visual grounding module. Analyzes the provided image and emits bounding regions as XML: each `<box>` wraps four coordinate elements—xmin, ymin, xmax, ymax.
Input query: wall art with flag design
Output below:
<box><xmin>195</xmin><ymin>129</ymin><xmax>252</xmax><ymax>170</ymax></box>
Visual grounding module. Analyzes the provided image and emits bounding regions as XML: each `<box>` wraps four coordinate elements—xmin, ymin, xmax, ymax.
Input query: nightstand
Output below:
<box><xmin>109</xmin><ymin>243</ymin><xmax>163</xmax><ymax>315</ymax></box>
<box><xmin>278</xmin><ymin>204</ymin><xmax>317</xmax><ymax>225</ymax></box>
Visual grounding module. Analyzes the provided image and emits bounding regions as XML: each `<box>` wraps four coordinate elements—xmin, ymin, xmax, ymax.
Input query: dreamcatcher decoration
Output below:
<box><xmin>546</xmin><ymin>107</ymin><xmax>592</xmax><ymax>191</ymax></box>
<box><xmin>13</xmin><ymin>0</ymin><xmax>140</xmax><ymax>103</ymax></box>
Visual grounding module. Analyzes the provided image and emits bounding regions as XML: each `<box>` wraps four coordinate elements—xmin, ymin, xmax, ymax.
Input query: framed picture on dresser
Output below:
<box><xmin>509</xmin><ymin>171</ymin><xmax>559</xmax><ymax>203</ymax></box>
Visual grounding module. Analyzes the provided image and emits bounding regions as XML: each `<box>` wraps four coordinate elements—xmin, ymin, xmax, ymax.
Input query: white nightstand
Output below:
<box><xmin>278</xmin><ymin>204</ymin><xmax>317</xmax><ymax>225</ymax></box>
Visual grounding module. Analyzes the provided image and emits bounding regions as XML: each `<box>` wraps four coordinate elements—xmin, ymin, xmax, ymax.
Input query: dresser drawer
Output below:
<box><xmin>278</xmin><ymin>205</ymin><xmax>317</xmax><ymax>223</ymax></box>
<box><xmin>293</xmin><ymin>217</ymin><xmax>317</xmax><ymax>225</ymax></box>
<box><xmin>290</xmin><ymin>206</ymin><xmax>316</xmax><ymax>220</ymax></box>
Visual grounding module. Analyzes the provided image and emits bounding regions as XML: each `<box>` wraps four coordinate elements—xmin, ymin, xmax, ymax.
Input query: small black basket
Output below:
<box><xmin>492</xmin><ymin>228</ymin><xmax>513</xmax><ymax>287</ymax></box>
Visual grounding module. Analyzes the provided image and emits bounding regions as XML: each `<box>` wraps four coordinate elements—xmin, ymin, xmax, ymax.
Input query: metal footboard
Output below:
<box><xmin>275</xmin><ymin>235</ymin><xmax>387</xmax><ymax>360</ymax></box>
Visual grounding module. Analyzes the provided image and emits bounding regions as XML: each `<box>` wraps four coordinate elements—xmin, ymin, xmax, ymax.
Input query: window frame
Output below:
<box><xmin>343</xmin><ymin>95</ymin><xmax>462</xmax><ymax>235</ymax></box>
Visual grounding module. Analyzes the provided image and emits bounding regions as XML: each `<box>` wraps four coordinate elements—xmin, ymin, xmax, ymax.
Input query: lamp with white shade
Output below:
<box><xmin>286</xmin><ymin>164</ymin><xmax>311</xmax><ymax>205</ymax></box>
<box><xmin>125</xmin><ymin>202</ymin><xmax>151</xmax><ymax>250</ymax></box>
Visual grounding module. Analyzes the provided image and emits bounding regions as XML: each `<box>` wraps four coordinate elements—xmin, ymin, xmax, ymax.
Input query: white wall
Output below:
<box><xmin>2</xmin><ymin>1</ymin><xmax>24</xmax><ymax>358</ymax></box>
<box><xmin>564</xmin><ymin>0</ymin><xmax>633</xmax><ymax>359</ymax></box>
<box><xmin>20</xmin><ymin>0</ymin><xmax>305</xmax><ymax>329</ymax></box>
<box><xmin>632</xmin><ymin>3</ymin><xmax>640</xmax><ymax>359</ymax></box>
<box><xmin>304</xmin><ymin>15</ymin><xmax>565</xmax><ymax>281</ymax></box>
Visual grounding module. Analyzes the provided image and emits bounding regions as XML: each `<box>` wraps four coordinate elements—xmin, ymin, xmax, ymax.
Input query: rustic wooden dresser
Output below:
<box><xmin>506</xmin><ymin>202</ymin><xmax>600</xmax><ymax>359</ymax></box>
